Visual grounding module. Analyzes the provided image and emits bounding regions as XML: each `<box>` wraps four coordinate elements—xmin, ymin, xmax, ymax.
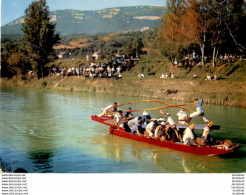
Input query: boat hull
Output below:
<box><xmin>91</xmin><ymin>115</ymin><xmax>237</xmax><ymax>156</ymax></box>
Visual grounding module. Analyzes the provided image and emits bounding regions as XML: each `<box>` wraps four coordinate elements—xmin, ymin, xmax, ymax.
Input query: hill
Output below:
<box><xmin>1</xmin><ymin>6</ymin><xmax>166</xmax><ymax>36</ymax></box>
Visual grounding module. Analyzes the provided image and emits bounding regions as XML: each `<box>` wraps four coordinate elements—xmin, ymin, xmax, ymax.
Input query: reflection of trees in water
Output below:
<box><xmin>28</xmin><ymin>151</ymin><xmax>54</xmax><ymax>173</ymax></box>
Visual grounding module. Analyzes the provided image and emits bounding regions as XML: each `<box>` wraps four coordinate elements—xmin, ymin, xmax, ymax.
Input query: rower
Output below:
<box><xmin>131</xmin><ymin>120</ymin><xmax>145</xmax><ymax>136</ymax></box>
<box><xmin>114</xmin><ymin>110</ymin><xmax>131</xmax><ymax>132</ymax></box>
<box><xmin>141</xmin><ymin>111</ymin><xmax>151</xmax><ymax>125</ymax></box>
<box><xmin>97</xmin><ymin>102</ymin><xmax>118</xmax><ymax>117</ymax></box>
<box><xmin>202</xmin><ymin>121</ymin><xmax>213</xmax><ymax>145</ymax></box>
<box><xmin>186</xmin><ymin>99</ymin><xmax>209</xmax><ymax>123</ymax></box>
<box><xmin>145</xmin><ymin>119</ymin><xmax>158</xmax><ymax>139</ymax></box>
<box><xmin>176</xmin><ymin>108</ymin><xmax>188</xmax><ymax>125</ymax></box>
<box><xmin>128</xmin><ymin>116</ymin><xmax>141</xmax><ymax>130</ymax></box>
<box><xmin>154</xmin><ymin>122</ymin><xmax>166</xmax><ymax>140</ymax></box>
<box><xmin>124</xmin><ymin>107</ymin><xmax>134</xmax><ymax>120</ymax></box>
<box><xmin>165</xmin><ymin>125</ymin><xmax>182</xmax><ymax>142</ymax></box>
<box><xmin>160</xmin><ymin>110</ymin><xmax>176</xmax><ymax>126</ymax></box>
<box><xmin>183</xmin><ymin>123</ymin><xmax>198</xmax><ymax>145</ymax></box>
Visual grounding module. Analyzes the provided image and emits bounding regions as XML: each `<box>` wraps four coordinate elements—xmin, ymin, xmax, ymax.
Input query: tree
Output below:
<box><xmin>124</xmin><ymin>39</ymin><xmax>144</xmax><ymax>57</ymax></box>
<box><xmin>7</xmin><ymin>50</ymin><xmax>30</xmax><ymax>78</ymax></box>
<box><xmin>22</xmin><ymin>0</ymin><xmax>60</xmax><ymax>78</ymax></box>
<box><xmin>158</xmin><ymin>13</ymin><xmax>182</xmax><ymax>62</ymax></box>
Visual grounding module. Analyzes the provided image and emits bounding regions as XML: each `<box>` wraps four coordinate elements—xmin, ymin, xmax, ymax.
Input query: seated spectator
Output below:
<box><xmin>173</xmin><ymin>59</ymin><xmax>178</xmax><ymax>66</ymax></box>
<box><xmin>206</xmin><ymin>74</ymin><xmax>211</xmax><ymax>80</ymax></box>
<box><xmin>213</xmin><ymin>74</ymin><xmax>218</xmax><ymax>80</ymax></box>
<box><xmin>192</xmin><ymin>74</ymin><xmax>198</xmax><ymax>78</ymax></box>
<box><xmin>160</xmin><ymin>73</ymin><xmax>165</xmax><ymax>79</ymax></box>
<box><xmin>138</xmin><ymin>73</ymin><xmax>144</xmax><ymax>79</ymax></box>
<box><xmin>171</xmin><ymin>73</ymin><xmax>174</xmax><ymax>79</ymax></box>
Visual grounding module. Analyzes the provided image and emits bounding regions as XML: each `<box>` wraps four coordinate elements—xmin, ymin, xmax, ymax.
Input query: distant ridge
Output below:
<box><xmin>1</xmin><ymin>6</ymin><xmax>166</xmax><ymax>36</ymax></box>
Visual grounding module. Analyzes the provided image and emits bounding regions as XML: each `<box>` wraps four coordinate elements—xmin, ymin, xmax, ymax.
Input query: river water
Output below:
<box><xmin>0</xmin><ymin>86</ymin><xmax>245</xmax><ymax>173</ymax></box>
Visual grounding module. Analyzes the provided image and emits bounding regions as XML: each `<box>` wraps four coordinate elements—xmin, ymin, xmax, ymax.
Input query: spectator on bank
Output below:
<box><xmin>214</xmin><ymin>74</ymin><xmax>218</xmax><ymax>80</ymax></box>
<box><xmin>171</xmin><ymin>73</ymin><xmax>175</xmax><ymax>79</ymax></box>
<box><xmin>206</xmin><ymin>74</ymin><xmax>211</xmax><ymax>80</ymax></box>
<box><xmin>160</xmin><ymin>73</ymin><xmax>165</xmax><ymax>79</ymax></box>
<box><xmin>192</xmin><ymin>74</ymin><xmax>198</xmax><ymax>78</ymax></box>
<box><xmin>138</xmin><ymin>73</ymin><xmax>144</xmax><ymax>79</ymax></box>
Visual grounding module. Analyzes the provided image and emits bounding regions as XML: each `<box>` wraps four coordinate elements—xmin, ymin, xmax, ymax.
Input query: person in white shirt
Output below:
<box><xmin>160</xmin><ymin>110</ymin><xmax>176</xmax><ymax>126</ymax></box>
<box><xmin>114</xmin><ymin>110</ymin><xmax>126</xmax><ymax>128</ymax></box>
<box><xmin>202</xmin><ymin>121</ymin><xmax>213</xmax><ymax>145</ymax></box>
<box><xmin>145</xmin><ymin>120</ymin><xmax>158</xmax><ymax>138</ymax></box>
<box><xmin>154</xmin><ymin>122</ymin><xmax>166</xmax><ymax>140</ymax></box>
<box><xmin>183</xmin><ymin>123</ymin><xmax>197</xmax><ymax>145</ymax></box>
<box><xmin>97</xmin><ymin>102</ymin><xmax>118</xmax><ymax>117</ymax></box>
<box><xmin>176</xmin><ymin>108</ymin><xmax>188</xmax><ymax>125</ymax></box>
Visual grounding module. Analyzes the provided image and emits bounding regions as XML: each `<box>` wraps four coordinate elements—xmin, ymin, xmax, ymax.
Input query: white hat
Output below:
<box><xmin>161</xmin><ymin>122</ymin><xmax>165</xmax><ymax>126</ymax></box>
<box><xmin>166</xmin><ymin>113</ymin><xmax>170</xmax><ymax>116</ymax></box>
<box><xmin>158</xmin><ymin>118</ymin><xmax>165</xmax><ymax>121</ymax></box>
<box><xmin>142</xmin><ymin>111</ymin><xmax>149</xmax><ymax>116</ymax></box>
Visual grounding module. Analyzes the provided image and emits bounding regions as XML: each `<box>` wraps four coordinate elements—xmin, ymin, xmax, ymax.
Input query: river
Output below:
<box><xmin>0</xmin><ymin>86</ymin><xmax>245</xmax><ymax>173</ymax></box>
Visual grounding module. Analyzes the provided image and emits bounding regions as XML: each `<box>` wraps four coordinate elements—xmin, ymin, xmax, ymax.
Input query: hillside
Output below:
<box><xmin>1</xmin><ymin>6</ymin><xmax>166</xmax><ymax>36</ymax></box>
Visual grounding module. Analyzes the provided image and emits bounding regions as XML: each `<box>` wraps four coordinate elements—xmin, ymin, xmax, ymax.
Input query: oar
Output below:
<box><xmin>118</xmin><ymin>99</ymin><xmax>194</xmax><ymax>113</ymax></box>
<box><xmin>108</xmin><ymin>102</ymin><xmax>195</xmax><ymax>115</ymax></box>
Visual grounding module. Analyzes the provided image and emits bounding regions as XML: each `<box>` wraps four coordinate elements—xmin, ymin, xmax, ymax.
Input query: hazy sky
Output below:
<box><xmin>1</xmin><ymin>0</ymin><xmax>166</xmax><ymax>26</ymax></box>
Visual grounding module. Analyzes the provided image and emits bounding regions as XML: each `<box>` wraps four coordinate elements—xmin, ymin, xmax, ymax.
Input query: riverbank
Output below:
<box><xmin>1</xmin><ymin>75</ymin><xmax>246</xmax><ymax>108</ymax></box>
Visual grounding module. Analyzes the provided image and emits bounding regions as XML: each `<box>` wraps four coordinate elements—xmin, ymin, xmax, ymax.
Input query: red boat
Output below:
<box><xmin>91</xmin><ymin>115</ymin><xmax>239</xmax><ymax>156</ymax></box>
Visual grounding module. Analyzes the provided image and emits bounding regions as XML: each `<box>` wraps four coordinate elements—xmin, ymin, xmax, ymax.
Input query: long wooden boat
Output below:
<box><xmin>91</xmin><ymin>115</ymin><xmax>239</xmax><ymax>156</ymax></box>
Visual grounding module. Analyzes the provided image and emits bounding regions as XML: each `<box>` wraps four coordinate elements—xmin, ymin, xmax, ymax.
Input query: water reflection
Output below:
<box><xmin>1</xmin><ymin>86</ymin><xmax>246</xmax><ymax>173</ymax></box>
<box><xmin>28</xmin><ymin>151</ymin><xmax>54</xmax><ymax>173</ymax></box>
<box><xmin>91</xmin><ymin>133</ymin><xmax>245</xmax><ymax>173</ymax></box>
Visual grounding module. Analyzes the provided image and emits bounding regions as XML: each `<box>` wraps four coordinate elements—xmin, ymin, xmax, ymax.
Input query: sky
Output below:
<box><xmin>0</xmin><ymin>0</ymin><xmax>166</xmax><ymax>26</ymax></box>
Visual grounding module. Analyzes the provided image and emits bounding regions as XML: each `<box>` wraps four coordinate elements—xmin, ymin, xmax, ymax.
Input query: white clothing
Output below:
<box><xmin>190</xmin><ymin>111</ymin><xmax>209</xmax><ymax>123</ymax></box>
<box><xmin>202</xmin><ymin>126</ymin><xmax>210</xmax><ymax>137</ymax></box>
<box><xmin>176</xmin><ymin>110</ymin><xmax>188</xmax><ymax>121</ymax></box>
<box><xmin>146</xmin><ymin>121</ymin><xmax>155</xmax><ymax>137</ymax></box>
<box><xmin>128</xmin><ymin>117</ymin><xmax>138</xmax><ymax>129</ymax></box>
<box><xmin>190</xmin><ymin>99</ymin><xmax>209</xmax><ymax>123</ymax></box>
<box><xmin>166</xmin><ymin>116</ymin><xmax>176</xmax><ymax>125</ymax></box>
<box><xmin>97</xmin><ymin>105</ymin><xmax>115</xmax><ymax>117</ymax></box>
<box><xmin>131</xmin><ymin>124</ymin><xmax>138</xmax><ymax>133</ymax></box>
<box><xmin>183</xmin><ymin>127</ymin><xmax>194</xmax><ymax>145</ymax></box>
<box><xmin>155</xmin><ymin>125</ymin><xmax>165</xmax><ymax>138</ymax></box>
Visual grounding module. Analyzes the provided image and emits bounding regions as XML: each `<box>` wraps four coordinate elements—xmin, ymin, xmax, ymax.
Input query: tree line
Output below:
<box><xmin>158</xmin><ymin>0</ymin><xmax>246</xmax><ymax>68</ymax></box>
<box><xmin>1</xmin><ymin>0</ymin><xmax>60</xmax><ymax>78</ymax></box>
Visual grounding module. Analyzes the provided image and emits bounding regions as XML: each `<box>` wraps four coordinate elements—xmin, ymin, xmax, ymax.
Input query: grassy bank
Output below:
<box><xmin>1</xmin><ymin>52</ymin><xmax>246</xmax><ymax>107</ymax></box>
<box><xmin>1</xmin><ymin>73</ymin><xmax>246</xmax><ymax>108</ymax></box>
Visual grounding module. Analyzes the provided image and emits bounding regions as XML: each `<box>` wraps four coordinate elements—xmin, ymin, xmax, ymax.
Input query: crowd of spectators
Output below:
<box><xmin>47</xmin><ymin>55</ymin><xmax>134</xmax><ymax>79</ymax></box>
<box><xmin>160</xmin><ymin>73</ymin><xmax>175</xmax><ymax>79</ymax></box>
<box><xmin>173</xmin><ymin>52</ymin><xmax>245</xmax><ymax>69</ymax></box>
<box><xmin>219</xmin><ymin>54</ymin><xmax>245</xmax><ymax>63</ymax></box>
